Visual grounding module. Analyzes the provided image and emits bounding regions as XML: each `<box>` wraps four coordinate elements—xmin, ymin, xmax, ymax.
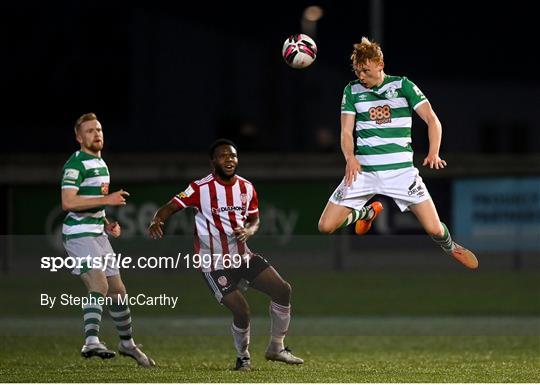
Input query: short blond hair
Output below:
<box><xmin>351</xmin><ymin>37</ymin><xmax>383</xmax><ymax>69</ymax></box>
<box><xmin>74</xmin><ymin>112</ymin><xmax>97</xmax><ymax>133</ymax></box>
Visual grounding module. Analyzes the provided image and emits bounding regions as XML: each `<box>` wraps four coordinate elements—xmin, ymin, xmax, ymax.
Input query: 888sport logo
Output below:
<box><xmin>368</xmin><ymin>105</ymin><xmax>392</xmax><ymax>125</ymax></box>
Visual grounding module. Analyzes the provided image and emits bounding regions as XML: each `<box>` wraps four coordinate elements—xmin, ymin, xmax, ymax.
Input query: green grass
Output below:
<box><xmin>1</xmin><ymin>271</ymin><xmax>538</xmax><ymax>382</ymax></box>
<box><xmin>1</xmin><ymin>334</ymin><xmax>538</xmax><ymax>382</ymax></box>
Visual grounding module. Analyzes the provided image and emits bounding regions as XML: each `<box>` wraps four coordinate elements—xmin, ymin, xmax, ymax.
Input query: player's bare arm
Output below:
<box><xmin>104</xmin><ymin>218</ymin><xmax>121</xmax><ymax>238</ymax></box>
<box><xmin>148</xmin><ymin>200</ymin><xmax>181</xmax><ymax>239</ymax></box>
<box><xmin>234</xmin><ymin>215</ymin><xmax>260</xmax><ymax>243</ymax></box>
<box><xmin>415</xmin><ymin>102</ymin><xmax>447</xmax><ymax>170</ymax></box>
<box><xmin>61</xmin><ymin>188</ymin><xmax>130</xmax><ymax>212</ymax></box>
<box><xmin>341</xmin><ymin>113</ymin><xmax>361</xmax><ymax>186</ymax></box>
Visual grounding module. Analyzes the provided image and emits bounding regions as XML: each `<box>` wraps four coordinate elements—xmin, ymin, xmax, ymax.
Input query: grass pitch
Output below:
<box><xmin>1</xmin><ymin>333</ymin><xmax>538</xmax><ymax>382</ymax></box>
<box><xmin>1</xmin><ymin>271</ymin><xmax>538</xmax><ymax>382</ymax></box>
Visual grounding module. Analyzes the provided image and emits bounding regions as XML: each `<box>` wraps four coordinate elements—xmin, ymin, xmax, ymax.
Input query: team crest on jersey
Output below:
<box><xmin>240</xmin><ymin>193</ymin><xmax>248</xmax><ymax>204</ymax></box>
<box><xmin>384</xmin><ymin>86</ymin><xmax>398</xmax><ymax>99</ymax></box>
<box><xmin>217</xmin><ymin>275</ymin><xmax>228</xmax><ymax>287</ymax></box>
<box><xmin>101</xmin><ymin>183</ymin><xmax>109</xmax><ymax>195</ymax></box>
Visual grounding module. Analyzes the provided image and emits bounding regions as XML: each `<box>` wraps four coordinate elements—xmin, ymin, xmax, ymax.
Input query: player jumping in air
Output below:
<box><xmin>318</xmin><ymin>37</ymin><xmax>478</xmax><ymax>269</ymax></box>
<box><xmin>61</xmin><ymin>113</ymin><xmax>155</xmax><ymax>367</ymax></box>
<box><xmin>148</xmin><ymin>139</ymin><xmax>304</xmax><ymax>371</ymax></box>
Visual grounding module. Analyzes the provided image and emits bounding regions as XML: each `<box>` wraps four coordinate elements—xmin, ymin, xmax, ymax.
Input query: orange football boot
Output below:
<box><xmin>448</xmin><ymin>242</ymin><xmax>479</xmax><ymax>269</ymax></box>
<box><xmin>354</xmin><ymin>201</ymin><xmax>383</xmax><ymax>235</ymax></box>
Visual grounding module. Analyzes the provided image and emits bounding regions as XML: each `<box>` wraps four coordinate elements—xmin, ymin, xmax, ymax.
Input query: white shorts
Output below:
<box><xmin>329</xmin><ymin>166</ymin><xmax>431</xmax><ymax>212</ymax></box>
<box><xmin>63</xmin><ymin>234</ymin><xmax>120</xmax><ymax>277</ymax></box>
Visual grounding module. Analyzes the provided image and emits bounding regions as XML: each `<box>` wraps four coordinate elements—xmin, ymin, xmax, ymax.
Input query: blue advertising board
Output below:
<box><xmin>452</xmin><ymin>178</ymin><xmax>540</xmax><ymax>252</ymax></box>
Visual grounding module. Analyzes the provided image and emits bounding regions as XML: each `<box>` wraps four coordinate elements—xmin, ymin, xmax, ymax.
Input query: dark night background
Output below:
<box><xmin>1</xmin><ymin>1</ymin><xmax>537</xmax><ymax>154</ymax></box>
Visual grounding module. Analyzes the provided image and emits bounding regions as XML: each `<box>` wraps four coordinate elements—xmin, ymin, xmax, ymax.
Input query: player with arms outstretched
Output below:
<box><xmin>148</xmin><ymin>139</ymin><xmax>303</xmax><ymax>371</ymax></box>
<box><xmin>61</xmin><ymin>113</ymin><xmax>155</xmax><ymax>366</ymax></box>
<box><xmin>318</xmin><ymin>38</ymin><xmax>478</xmax><ymax>269</ymax></box>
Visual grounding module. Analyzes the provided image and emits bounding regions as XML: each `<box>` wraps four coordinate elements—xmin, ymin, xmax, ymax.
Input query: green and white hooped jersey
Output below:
<box><xmin>341</xmin><ymin>75</ymin><xmax>428</xmax><ymax>172</ymax></box>
<box><xmin>61</xmin><ymin>151</ymin><xmax>110</xmax><ymax>240</ymax></box>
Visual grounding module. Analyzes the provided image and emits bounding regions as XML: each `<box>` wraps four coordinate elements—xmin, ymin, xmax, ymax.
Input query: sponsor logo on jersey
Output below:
<box><xmin>358</xmin><ymin>93</ymin><xmax>368</xmax><ymax>101</ymax></box>
<box><xmin>93</xmin><ymin>169</ymin><xmax>100</xmax><ymax>176</ymax></box>
<box><xmin>63</xmin><ymin>168</ymin><xmax>79</xmax><ymax>180</ymax></box>
<box><xmin>368</xmin><ymin>105</ymin><xmax>392</xmax><ymax>125</ymax></box>
<box><xmin>408</xmin><ymin>178</ymin><xmax>424</xmax><ymax>197</ymax></box>
<box><xmin>184</xmin><ymin>185</ymin><xmax>195</xmax><ymax>197</ymax></box>
<box><xmin>101</xmin><ymin>183</ymin><xmax>109</xmax><ymax>195</ymax></box>
<box><xmin>212</xmin><ymin>205</ymin><xmax>245</xmax><ymax>215</ymax></box>
<box><xmin>178</xmin><ymin>185</ymin><xmax>195</xmax><ymax>199</ymax></box>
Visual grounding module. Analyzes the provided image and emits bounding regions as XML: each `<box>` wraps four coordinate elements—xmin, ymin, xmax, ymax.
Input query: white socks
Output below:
<box><xmin>85</xmin><ymin>336</ymin><xmax>99</xmax><ymax>345</ymax></box>
<box><xmin>230</xmin><ymin>302</ymin><xmax>291</xmax><ymax>357</ymax></box>
<box><xmin>120</xmin><ymin>338</ymin><xmax>136</xmax><ymax>349</ymax></box>
<box><xmin>268</xmin><ymin>301</ymin><xmax>291</xmax><ymax>352</ymax></box>
<box><xmin>231</xmin><ymin>323</ymin><xmax>250</xmax><ymax>358</ymax></box>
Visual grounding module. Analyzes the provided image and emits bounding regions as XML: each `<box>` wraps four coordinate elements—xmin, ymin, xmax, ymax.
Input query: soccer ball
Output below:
<box><xmin>282</xmin><ymin>34</ymin><xmax>317</xmax><ymax>69</ymax></box>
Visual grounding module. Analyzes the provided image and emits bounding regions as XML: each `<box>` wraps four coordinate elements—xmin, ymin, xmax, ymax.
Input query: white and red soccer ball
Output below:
<box><xmin>282</xmin><ymin>34</ymin><xmax>317</xmax><ymax>69</ymax></box>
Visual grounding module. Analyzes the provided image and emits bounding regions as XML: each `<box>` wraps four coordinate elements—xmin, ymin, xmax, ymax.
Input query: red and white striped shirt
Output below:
<box><xmin>172</xmin><ymin>173</ymin><xmax>259</xmax><ymax>272</ymax></box>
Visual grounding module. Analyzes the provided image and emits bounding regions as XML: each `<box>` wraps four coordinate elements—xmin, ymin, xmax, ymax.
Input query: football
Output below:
<box><xmin>282</xmin><ymin>34</ymin><xmax>317</xmax><ymax>69</ymax></box>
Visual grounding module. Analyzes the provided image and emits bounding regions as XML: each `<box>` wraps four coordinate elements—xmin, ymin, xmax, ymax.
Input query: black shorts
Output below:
<box><xmin>202</xmin><ymin>254</ymin><xmax>270</xmax><ymax>302</ymax></box>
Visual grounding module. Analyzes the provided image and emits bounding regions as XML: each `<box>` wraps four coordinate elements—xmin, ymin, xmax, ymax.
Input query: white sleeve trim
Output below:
<box><xmin>413</xmin><ymin>99</ymin><xmax>429</xmax><ymax>110</ymax></box>
<box><xmin>341</xmin><ymin>111</ymin><xmax>356</xmax><ymax>115</ymax></box>
<box><xmin>61</xmin><ymin>185</ymin><xmax>79</xmax><ymax>190</ymax></box>
<box><xmin>247</xmin><ymin>209</ymin><xmax>259</xmax><ymax>214</ymax></box>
